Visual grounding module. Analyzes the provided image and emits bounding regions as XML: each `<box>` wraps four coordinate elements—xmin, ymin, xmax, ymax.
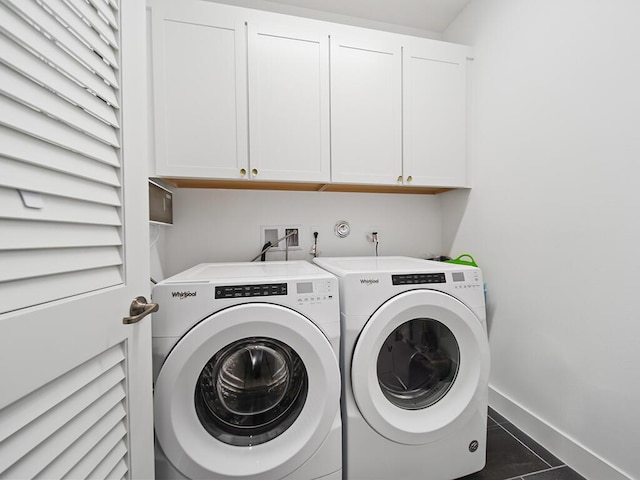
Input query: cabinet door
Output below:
<box><xmin>248</xmin><ymin>18</ymin><xmax>330</xmax><ymax>182</ymax></box>
<box><xmin>330</xmin><ymin>31</ymin><xmax>402</xmax><ymax>185</ymax></box>
<box><xmin>150</xmin><ymin>0</ymin><xmax>248</xmax><ymax>179</ymax></box>
<box><xmin>403</xmin><ymin>40</ymin><xmax>469</xmax><ymax>187</ymax></box>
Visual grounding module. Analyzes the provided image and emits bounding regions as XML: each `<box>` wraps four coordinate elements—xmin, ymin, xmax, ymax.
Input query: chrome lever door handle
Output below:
<box><xmin>123</xmin><ymin>296</ymin><xmax>159</xmax><ymax>325</ymax></box>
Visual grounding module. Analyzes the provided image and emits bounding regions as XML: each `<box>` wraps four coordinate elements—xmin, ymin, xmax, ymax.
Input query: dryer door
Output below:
<box><xmin>351</xmin><ymin>289</ymin><xmax>490</xmax><ymax>445</ymax></box>
<box><xmin>154</xmin><ymin>303</ymin><xmax>340</xmax><ymax>479</ymax></box>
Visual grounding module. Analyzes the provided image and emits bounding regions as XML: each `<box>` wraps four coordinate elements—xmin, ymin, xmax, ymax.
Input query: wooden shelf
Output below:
<box><xmin>160</xmin><ymin>178</ymin><xmax>459</xmax><ymax>195</ymax></box>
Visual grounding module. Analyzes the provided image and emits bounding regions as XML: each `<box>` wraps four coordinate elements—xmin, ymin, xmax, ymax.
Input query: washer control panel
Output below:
<box><xmin>296</xmin><ymin>280</ymin><xmax>335</xmax><ymax>305</ymax></box>
<box><xmin>214</xmin><ymin>280</ymin><xmax>336</xmax><ymax>304</ymax></box>
<box><xmin>215</xmin><ymin>283</ymin><xmax>287</xmax><ymax>299</ymax></box>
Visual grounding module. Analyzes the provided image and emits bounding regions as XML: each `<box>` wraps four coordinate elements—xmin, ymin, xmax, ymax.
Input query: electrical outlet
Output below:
<box><xmin>310</xmin><ymin>226</ymin><xmax>320</xmax><ymax>256</ymax></box>
<box><xmin>367</xmin><ymin>226</ymin><xmax>380</xmax><ymax>243</ymax></box>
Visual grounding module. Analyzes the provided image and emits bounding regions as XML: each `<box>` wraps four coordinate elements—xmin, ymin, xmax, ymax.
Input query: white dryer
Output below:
<box><xmin>313</xmin><ymin>256</ymin><xmax>490</xmax><ymax>480</ymax></box>
<box><xmin>151</xmin><ymin>261</ymin><xmax>341</xmax><ymax>480</ymax></box>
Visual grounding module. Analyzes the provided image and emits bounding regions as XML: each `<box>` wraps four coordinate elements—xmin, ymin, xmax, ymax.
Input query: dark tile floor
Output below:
<box><xmin>457</xmin><ymin>408</ymin><xmax>586</xmax><ymax>480</ymax></box>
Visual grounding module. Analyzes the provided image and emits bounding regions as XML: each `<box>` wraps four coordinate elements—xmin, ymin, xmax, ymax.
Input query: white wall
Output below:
<box><xmin>443</xmin><ymin>1</ymin><xmax>640</xmax><ymax>478</ymax></box>
<box><xmin>158</xmin><ymin>188</ymin><xmax>442</xmax><ymax>277</ymax></box>
<box><xmin>204</xmin><ymin>0</ymin><xmax>442</xmax><ymax>39</ymax></box>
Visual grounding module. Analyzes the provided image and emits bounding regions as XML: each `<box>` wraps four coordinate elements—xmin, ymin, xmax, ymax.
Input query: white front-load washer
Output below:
<box><xmin>151</xmin><ymin>261</ymin><xmax>341</xmax><ymax>480</ymax></box>
<box><xmin>313</xmin><ymin>256</ymin><xmax>490</xmax><ymax>480</ymax></box>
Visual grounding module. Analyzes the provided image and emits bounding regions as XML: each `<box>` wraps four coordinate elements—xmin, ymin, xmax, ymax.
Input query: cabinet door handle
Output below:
<box><xmin>240</xmin><ymin>168</ymin><xmax>247</xmax><ymax>177</ymax></box>
<box><xmin>252</xmin><ymin>168</ymin><xmax>258</xmax><ymax>177</ymax></box>
<box><xmin>397</xmin><ymin>175</ymin><xmax>403</xmax><ymax>183</ymax></box>
<box><xmin>406</xmin><ymin>175</ymin><xmax>413</xmax><ymax>183</ymax></box>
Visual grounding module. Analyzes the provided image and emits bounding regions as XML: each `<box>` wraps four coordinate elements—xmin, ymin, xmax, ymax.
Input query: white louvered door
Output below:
<box><xmin>0</xmin><ymin>0</ymin><xmax>153</xmax><ymax>478</ymax></box>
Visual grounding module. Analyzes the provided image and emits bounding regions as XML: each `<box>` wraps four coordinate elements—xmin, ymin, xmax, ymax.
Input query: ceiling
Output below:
<box><xmin>264</xmin><ymin>0</ymin><xmax>472</xmax><ymax>33</ymax></box>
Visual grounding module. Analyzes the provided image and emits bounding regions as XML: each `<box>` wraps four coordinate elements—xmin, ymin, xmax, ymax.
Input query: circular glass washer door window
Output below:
<box><xmin>154</xmin><ymin>303</ymin><xmax>340</xmax><ymax>480</ymax></box>
<box><xmin>351</xmin><ymin>289</ymin><xmax>490</xmax><ymax>445</ymax></box>
<box><xmin>195</xmin><ymin>336</ymin><xmax>308</xmax><ymax>447</ymax></box>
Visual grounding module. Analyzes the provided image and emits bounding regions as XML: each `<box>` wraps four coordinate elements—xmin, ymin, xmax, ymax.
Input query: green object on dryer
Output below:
<box><xmin>446</xmin><ymin>254</ymin><xmax>478</xmax><ymax>267</ymax></box>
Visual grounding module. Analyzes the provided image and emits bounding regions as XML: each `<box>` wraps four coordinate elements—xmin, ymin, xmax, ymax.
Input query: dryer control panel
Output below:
<box><xmin>451</xmin><ymin>269</ymin><xmax>483</xmax><ymax>290</ymax></box>
<box><xmin>391</xmin><ymin>270</ymin><xmax>482</xmax><ymax>290</ymax></box>
<box><xmin>392</xmin><ymin>273</ymin><xmax>446</xmax><ymax>285</ymax></box>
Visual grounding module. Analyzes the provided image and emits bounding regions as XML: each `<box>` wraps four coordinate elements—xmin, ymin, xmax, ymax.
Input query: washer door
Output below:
<box><xmin>154</xmin><ymin>303</ymin><xmax>340</xmax><ymax>479</ymax></box>
<box><xmin>351</xmin><ymin>289</ymin><xmax>490</xmax><ymax>445</ymax></box>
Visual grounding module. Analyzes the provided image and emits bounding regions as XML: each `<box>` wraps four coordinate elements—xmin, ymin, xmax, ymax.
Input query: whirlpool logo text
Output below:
<box><xmin>171</xmin><ymin>291</ymin><xmax>197</xmax><ymax>299</ymax></box>
<box><xmin>359</xmin><ymin>279</ymin><xmax>380</xmax><ymax>285</ymax></box>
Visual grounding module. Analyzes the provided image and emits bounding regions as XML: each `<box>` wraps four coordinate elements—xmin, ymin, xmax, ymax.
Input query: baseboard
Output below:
<box><xmin>489</xmin><ymin>386</ymin><xmax>632</xmax><ymax>480</ymax></box>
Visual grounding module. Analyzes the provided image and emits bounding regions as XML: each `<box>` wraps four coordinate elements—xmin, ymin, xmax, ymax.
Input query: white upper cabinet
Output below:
<box><xmin>148</xmin><ymin>0</ymin><xmax>471</xmax><ymax>191</ymax></box>
<box><xmin>248</xmin><ymin>17</ymin><xmax>331</xmax><ymax>182</ymax></box>
<box><xmin>149</xmin><ymin>0</ymin><xmax>248</xmax><ymax>178</ymax></box>
<box><xmin>330</xmin><ymin>30</ymin><xmax>470</xmax><ymax>188</ymax></box>
<box><xmin>403</xmin><ymin>39</ymin><xmax>470</xmax><ymax>187</ymax></box>
<box><xmin>330</xmin><ymin>30</ymin><xmax>403</xmax><ymax>185</ymax></box>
